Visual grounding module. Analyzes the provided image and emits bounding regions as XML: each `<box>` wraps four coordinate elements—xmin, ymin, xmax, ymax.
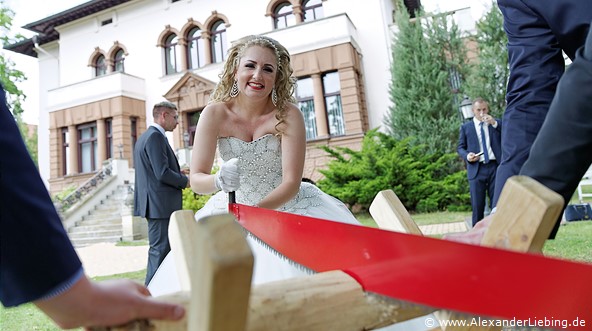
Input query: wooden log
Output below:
<box><xmin>369</xmin><ymin>189</ymin><xmax>422</xmax><ymax>235</ymax></box>
<box><xmin>101</xmin><ymin>271</ymin><xmax>435</xmax><ymax>331</ymax></box>
<box><xmin>247</xmin><ymin>270</ymin><xmax>435</xmax><ymax>331</ymax></box>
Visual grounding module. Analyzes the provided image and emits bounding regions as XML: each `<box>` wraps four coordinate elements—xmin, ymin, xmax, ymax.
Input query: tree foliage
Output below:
<box><xmin>384</xmin><ymin>2</ymin><xmax>468</xmax><ymax>155</ymax></box>
<box><xmin>464</xmin><ymin>2</ymin><xmax>509</xmax><ymax>117</ymax></box>
<box><xmin>317</xmin><ymin>130</ymin><xmax>469</xmax><ymax>213</ymax></box>
<box><xmin>1</xmin><ymin>1</ymin><xmax>37</xmax><ymax>164</ymax></box>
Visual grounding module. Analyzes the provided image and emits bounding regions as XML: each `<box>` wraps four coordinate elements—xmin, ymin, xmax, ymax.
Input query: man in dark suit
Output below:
<box><xmin>492</xmin><ymin>0</ymin><xmax>592</xmax><ymax>209</ymax></box>
<box><xmin>0</xmin><ymin>85</ymin><xmax>184</xmax><ymax>327</ymax></box>
<box><xmin>133</xmin><ymin>101</ymin><xmax>189</xmax><ymax>285</ymax></box>
<box><xmin>457</xmin><ymin>98</ymin><xmax>502</xmax><ymax>226</ymax></box>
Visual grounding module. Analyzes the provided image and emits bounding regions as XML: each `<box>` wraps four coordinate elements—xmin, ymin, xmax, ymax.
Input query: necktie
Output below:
<box><xmin>480</xmin><ymin>122</ymin><xmax>490</xmax><ymax>163</ymax></box>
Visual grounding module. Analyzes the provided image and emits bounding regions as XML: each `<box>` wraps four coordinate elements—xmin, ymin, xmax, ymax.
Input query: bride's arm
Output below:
<box><xmin>257</xmin><ymin>104</ymin><xmax>306</xmax><ymax>209</ymax></box>
<box><xmin>190</xmin><ymin>104</ymin><xmax>224</xmax><ymax>194</ymax></box>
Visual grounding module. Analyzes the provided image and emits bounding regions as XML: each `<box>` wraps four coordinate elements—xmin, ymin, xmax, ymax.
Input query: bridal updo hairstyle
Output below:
<box><xmin>209</xmin><ymin>35</ymin><xmax>297</xmax><ymax>134</ymax></box>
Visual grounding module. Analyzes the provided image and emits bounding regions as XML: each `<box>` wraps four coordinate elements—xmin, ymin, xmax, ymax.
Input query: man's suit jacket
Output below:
<box><xmin>521</xmin><ymin>22</ymin><xmax>592</xmax><ymax>238</ymax></box>
<box><xmin>0</xmin><ymin>85</ymin><xmax>82</xmax><ymax>307</ymax></box>
<box><xmin>457</xmin><ymin>120</ymin><xmax>502</xmax><ymax>180</ymax></box>
<box><xmin>494</xmin><ymin>0</ymin><xmax>592</xmax><ymax>205</ymax></box>
<box><xmin>133</xmin><ymin>126</ymin><xmax>187</xmax><ymax>219</ymax></box>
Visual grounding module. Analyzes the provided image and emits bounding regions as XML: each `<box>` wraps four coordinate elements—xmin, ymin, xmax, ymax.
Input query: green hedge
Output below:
<box><xmin>317</xmin><ymin>130</ymin><xmax>470</xmax><ymax>213</ymax></box>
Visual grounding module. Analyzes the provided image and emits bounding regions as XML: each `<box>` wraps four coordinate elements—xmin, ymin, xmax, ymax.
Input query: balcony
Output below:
<box><xmin>265</xmin><ymin>13</ymin><xmax>360</xmax><ymax>56</ymax></box>
<box><xmin>47</xmin><ymin>72</ymin><xmax>146</xmax><ymax>111</ymax></box>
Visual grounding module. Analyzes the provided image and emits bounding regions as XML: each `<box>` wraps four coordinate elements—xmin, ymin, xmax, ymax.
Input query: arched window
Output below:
<box><xmin>273</xmin><ymin>2</ymin><xmax>295</xmax><ymax>29</ymax></box>
<box><xmin>165</xmin><ymin>33</ymin><xmax>181</xmax><ymax>75</ymax></box>
<box><xmin>113</xmin><ymin>49</ymin><xmax>125</xmax><ymax>72</ymax></box>
<box><xmin>210</xmin><ymin>20</ymin><xmax>227</xmax><ymax>63</ymax></box>
<box><xmin>302</xmin><ymin>0</ymin><xmax>324</xmax><ymax>22</ymax></box>
<box><xmin>95</xmin><ymin>55</ymin><xmax>107</xmax><ymax>77</ymax></box>
<box><xmin>187</xmin><ymin>27</ymin><xmax>206</xmax><ymax>69</ymax></box>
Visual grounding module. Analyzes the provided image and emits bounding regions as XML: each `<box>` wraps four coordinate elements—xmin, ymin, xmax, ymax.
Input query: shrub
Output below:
<box><xmin>182</xmin><ymin>188</ymin><xmax>212</xmax><ymax>213</ymax></box>
<box><xmin>52</xmin><ymin>185</ymin><xmax>77</xmax><ymax>203</ymax></box>
<box><xmin>181</xmin><ymin>165</ymin><xmax>218</xmax><ymax>212</ymax></box>
<box><xmin>317</xmin><ymin>129</ymin><xmax>469</xmax><ymax>212</ymax></box>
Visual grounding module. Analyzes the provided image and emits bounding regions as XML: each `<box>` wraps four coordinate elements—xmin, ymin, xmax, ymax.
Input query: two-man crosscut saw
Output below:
<box><xmin>228</xmin><ymin>201</ymin><xmax>592</xmax><ymax>329</ymax></box>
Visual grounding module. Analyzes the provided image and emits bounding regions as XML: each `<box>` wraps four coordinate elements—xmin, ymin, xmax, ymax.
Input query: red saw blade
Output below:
<box><xmin>231</xmin><ymin>203</ymin><xmax>592</xmax><ymax>328</ymax></box>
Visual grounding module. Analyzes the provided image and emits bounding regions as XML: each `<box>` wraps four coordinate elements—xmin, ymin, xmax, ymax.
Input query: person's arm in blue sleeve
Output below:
<box><xmin>0</xmin><ymin>84</ymin><xmax>185</xmax><ymax>328</ymax></box>
<box><xmin>520</xmin><ymin>21</ymin><xmax>592</xmax><ymax>238</ymax></box>
<box><xmin>493</xmin><ymin>0</ymin><xmax>567</xmax><ymax>207</ymax></box>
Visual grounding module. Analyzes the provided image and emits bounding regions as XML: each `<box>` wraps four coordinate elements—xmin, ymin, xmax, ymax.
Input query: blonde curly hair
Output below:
<box><xmin>209</xmin><ymin>35</ymin><xmax>297</xmax><ymax>134</ymax></box>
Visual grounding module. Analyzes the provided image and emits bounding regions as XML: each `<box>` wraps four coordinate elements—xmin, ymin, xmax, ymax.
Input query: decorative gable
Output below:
<box><xmin>164</xmin><ymin>72</ymin><xmax>217</xmax><ymax>111</ymax></box>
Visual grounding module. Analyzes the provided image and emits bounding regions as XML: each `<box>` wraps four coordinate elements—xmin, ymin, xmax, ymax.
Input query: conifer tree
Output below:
<box><xmin>385</xmin><ymin>3</ymin><xmax>468</xmax><ymax>155</ymax></box>
<box><xmin>464</xmin><ymin>2</ymin><xmax>508</xmax><ymax>117</ymax></box>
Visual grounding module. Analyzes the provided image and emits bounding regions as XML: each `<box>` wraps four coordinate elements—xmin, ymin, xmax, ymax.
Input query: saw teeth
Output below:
<box><xmin>243</xmin><ymin>227</ymin><xmax>315</xmax><ymax>274</ymax></box>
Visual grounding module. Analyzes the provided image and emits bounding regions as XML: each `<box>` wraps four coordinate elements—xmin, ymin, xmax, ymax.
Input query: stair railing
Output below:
<box><xmin>55</xmin><ymin>161</ymin><xmax>114</xmax><ymax>214</ymax></box>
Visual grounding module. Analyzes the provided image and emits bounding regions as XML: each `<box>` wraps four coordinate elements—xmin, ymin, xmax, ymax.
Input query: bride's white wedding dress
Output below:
<box><xmin>148</xmin><ymin>134</ymin><xmax>359</xmax><ymax>295</ymax></box>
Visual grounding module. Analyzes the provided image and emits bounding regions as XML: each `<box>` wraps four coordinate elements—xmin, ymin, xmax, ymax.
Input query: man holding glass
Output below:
<box><xmin>457</xmin><ymin>98</ymin><xmax>502</xmax><ymax>226</ymax></box>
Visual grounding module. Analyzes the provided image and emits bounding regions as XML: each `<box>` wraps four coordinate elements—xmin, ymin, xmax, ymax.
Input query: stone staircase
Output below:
<box><xmin>67</xmin><ymin>185</ymin><xmax>129</xmax><ymax>247</ymax></box>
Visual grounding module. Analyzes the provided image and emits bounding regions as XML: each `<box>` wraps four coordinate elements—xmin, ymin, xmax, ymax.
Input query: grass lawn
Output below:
<box><xmin>543</xmin><ymin>221</ymin><xmax>592</xmax><ymax>263</ymax></box>
<box><xmin>2</xmin><ymin>215</ymin><xmax>590</xmax><ymax>330</ymax></box>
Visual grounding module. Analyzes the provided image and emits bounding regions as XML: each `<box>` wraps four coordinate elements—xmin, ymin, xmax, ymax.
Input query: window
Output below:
<box><xmin>165</xmin><ymin>33</ymin><xmax>181</xmax><ymax>75</ymax></box>
<box><xmin>131</xmin><ymin>117</ymin><xmax>138</xmax><ymax>152</ymax></box>
<box><xmin>61</xmin><ymin>128</ymin><xmax>69</xmax><ymax>176</ymax></box>
<box><xmin>185</xmin><ymin>111</ymin><xmax>202</xmax><ymax>146</ymax></box>
<box><xmin>106</xmin><ymin>118</ymin><xmax>113</xmax><ymax>159</ymax></box>
<box><xmin>323</xmin><ymin>72</ymin><xmax>345</xmax><ymax>136</ymax></box>
<box><xmin>95</xmin><ymin>55</ymin><xmax>107</xmax><ymax>77</ymax></box>
<box><xmin>273</xmin><ymin>2</ymin><xmax>296</xmax><ymax>29</ymax></box>
<box><xmin>302</xmin><ymin>0</ymin><xmax>324</xmax><ymax>22</ymax></box>
<box><xmin>210</xmin><ymin>21</ymin><xmax>227</xmax><ymax>63</ymax></box>
<box><xmin>78</xmin><ymin>123</ymin><xmax>98</xmax><ymax>173</ymax></box>
<box><xmin>296</xmin><ymin>77</ymin><xmax>317</xmax><ymax>140</ymax></box>
<box><xmin>114</xmin><ymin>49</ymin><xmax>125</xmax><ymax>73</ymax></box>
<box><xmin>187</xmin><ymin>27</ymin><xmax>206</xmax><ymax>69</ymax></box>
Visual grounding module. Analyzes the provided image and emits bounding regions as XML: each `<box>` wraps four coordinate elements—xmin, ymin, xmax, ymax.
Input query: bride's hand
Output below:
<box><xmin>215</xmin><ymin>158</ymin><xmax>241</xmax><ymax>193</ymax></box>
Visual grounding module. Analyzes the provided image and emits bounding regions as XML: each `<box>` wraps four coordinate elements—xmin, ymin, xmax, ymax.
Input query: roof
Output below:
<box><xmin>3</xmin><ymin>0</ymin><xmax>133</xmax><ymax>57</ymax></box>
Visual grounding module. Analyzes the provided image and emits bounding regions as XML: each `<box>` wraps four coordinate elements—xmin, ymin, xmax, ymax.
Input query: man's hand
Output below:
<box><xmin>467</xmin><ymin>152</ymin><xmax>480</xmax><ymax>163</ymax></box>
<box><xmin>35</xmin><ymin>276</ymin><xmax>185</xmax><ymax>330</ymax></box>
<box><xmin>180</xmin><ymin>166</ymin><xmax>190</xmax><ymax>175</ymax></box>
<box><xmin>443</xmin><ymin>214</ymin><xmax>492</xmax><ymax>245</ymax></box>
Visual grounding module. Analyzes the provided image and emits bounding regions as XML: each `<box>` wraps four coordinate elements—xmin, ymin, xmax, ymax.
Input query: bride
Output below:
<box><xmin>148</xmin><ymin>35</ymin><xmax>359</xmax><ymax>295</ymax></box>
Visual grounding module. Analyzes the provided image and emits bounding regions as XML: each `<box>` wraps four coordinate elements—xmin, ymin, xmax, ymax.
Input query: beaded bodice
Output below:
<box><xmin>217</xmin><ymin>134</ymin><xmax>321</xmax><ymax>213</ymax></box>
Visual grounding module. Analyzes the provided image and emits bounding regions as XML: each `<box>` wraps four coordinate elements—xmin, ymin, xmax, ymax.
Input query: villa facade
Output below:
<box><xmin>7</xmin><ymin>0</ymin><xmax>475</xmax><ymax>194</ymax></box>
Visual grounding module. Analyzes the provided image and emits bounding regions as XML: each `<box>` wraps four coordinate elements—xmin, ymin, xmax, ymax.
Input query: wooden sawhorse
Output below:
<box><xmin>105</xmin><ymin>176</ymin><xmax>564</xmax><ymax>330</ymax></box>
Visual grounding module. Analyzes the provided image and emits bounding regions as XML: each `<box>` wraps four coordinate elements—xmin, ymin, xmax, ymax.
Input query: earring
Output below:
<box><xmin>230</xmin><ymin>80</ymin><xmax>239</xmax><ymax>98</ymax></box>
<box><xmin>271</xmin><ymin>88</ymin><xmax>278</xmax><ymax>107</ymax></box>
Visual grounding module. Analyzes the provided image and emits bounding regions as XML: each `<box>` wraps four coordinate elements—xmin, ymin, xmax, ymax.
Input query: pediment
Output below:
<box><xmin>164</xmin><ymin>72</ymin><xmax>217</xmax><ymax>111</ymax></box>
